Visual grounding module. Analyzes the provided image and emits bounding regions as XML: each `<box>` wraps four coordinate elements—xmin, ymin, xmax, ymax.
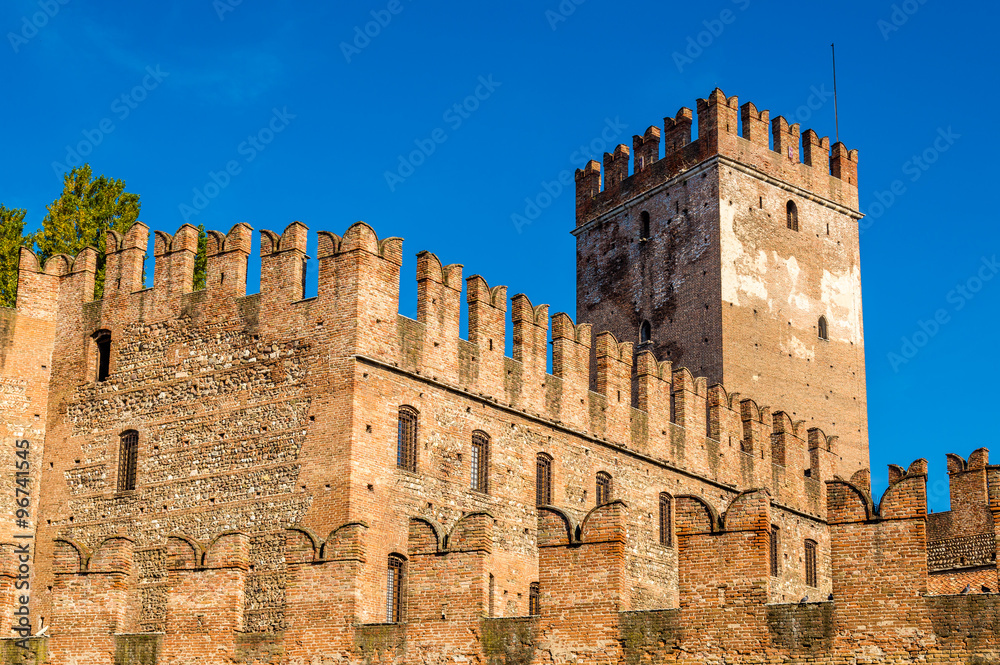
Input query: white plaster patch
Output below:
<box><xmin>780</xmin><ymin>335</ymin><xmax>815</xmax><ymax>361</ymax></box>
<box><xmin>820</xmin><ymin>267</ymin><xmax>862</xmax><ymax>342</ymax></box>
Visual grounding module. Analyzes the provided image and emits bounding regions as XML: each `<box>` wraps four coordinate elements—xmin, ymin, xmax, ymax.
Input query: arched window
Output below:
<box><xmin>535</xmin><ymin>453</ymin><xmax>552</xmax><ymax>506</ymax></box>
<box><xmin>471</xmin><ymin>431</ymin><xmax>489</xmax><ymax>493</ymax></box>
<box><xmin>659</xmin><ymin>493</ymin><xmax>673</xmax><ymax>546</ymax></box>
<box><xmin>529</xmin><ymin>582</ymin><xmax>540</xmax><ymax>615</ymax></box>
<box><xmin>595</xmin><ymin>471</ymin><xmax>612</xmax><ymax>505</ymax></box>
<box><xmin>818</xmin><ymin>316</ymin><xmax>829</xmax><ymax>341</ymax></box>
<box><xmin>786</xmin><ymin>201</ymin><xmax>798</xmax><ymax>231</ymax></box>
<box><xmin>639</xmin><ymin>211</ymin><xmax>650</xmax><ymax>240</ymax></box>
<box><xmin>769</xmin><ymin>526</ymin><xmax>780</xmax><ymax>577</ymax></box>
<box><xmin>804</xmin><ymin>539</ymin><xmax>817</xmax><ymax>587</ymax></box>
<box><xmin>387</xmin><ymin>554</ymin><xmax>405</xmax><ymax>622</ymax></box>
<box><xmin>397</xmin><ymin>406</ymin><xmax>418</xmax><ymax>472</ymax></box>
<box><xmin>118</xmin><ymin>430</ymin><xmax>138</xmax><ymax>492</ymax></box>
<box><xmin>639</xmin><ymin>320</ymin><xmax>651</xmax><ymax>344</ymax></box>
<box><xmin>94</xmin><ymin>330</ymin><xmax>111</xmax><ymax>382</ymax></box>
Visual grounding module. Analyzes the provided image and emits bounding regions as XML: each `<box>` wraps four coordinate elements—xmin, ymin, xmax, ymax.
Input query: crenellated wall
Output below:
<box><xmin>0</xmin><ymin>208</ymin><xmax>989</xmax><ymax>664</ymax></box>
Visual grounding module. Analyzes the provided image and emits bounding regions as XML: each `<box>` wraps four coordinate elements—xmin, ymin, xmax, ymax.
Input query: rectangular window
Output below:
<box><xmin>659</xmin><ymin>494</ymin><xmax>672</xmax><ymax>546</ymax></box>
<box><xmin>770</xmin><ymin>526</ymin><xmax>780</xmax><ymax>577</ymax></box>
<box><xmin>397</xmin><ymin>407</ymin><xmax>418</xmax><ymax>472</ymax></box>
<box><xmin>529</xmin><ymin>582</ymin><xmax>540</xmax><ymax>616</ymax></box>
<box><xmin>118</xmin><ymin>431</ymin><xmax>138</xmax><ymax>492</ymax></box>
<box><xmin>471</xmin><ymin>432</ymin><xmax>489</xmax><ymax>493</ymax></box>
<box><xmin>805</xmin><ymin>540</ymin><xmax>817</xmax><ymax>588</ymax></box>
<box><xmin>387</xmin><ymin>556</ymin><xmax>404</xmax><ymax>622</ymax></box>
<box><xmin>596</xmin><ymin>472</ymin><xmax>612</xmax><ymax>505</ymax></box>
<box><xmin>536</xmin><ymin>455</ymin><xmax>552</xmax><ymax>506</ymax></box>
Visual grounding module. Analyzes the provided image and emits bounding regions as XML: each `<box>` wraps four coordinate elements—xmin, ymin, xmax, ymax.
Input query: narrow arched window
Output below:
<box><xmin>535</xmin><ymin>453</ymin><xmax>552</xmax><ymax>506</ymax></box>
<box><xmin>770</xmin><ymin>526</ymin><xmax>780</xmax><ymax>577</ymax></box>
<box><xmin>397</xmin><ymin>406</ymin><xmax>418</xmax><ymax>472</ymax></box>
<box><xmin>94</xmin><ymin>330</ymin><xmax>112</xmax><ymax>382</ymax></box>
<box><xmin>659</xmin><ymin>493</ymin><xmax>673</xmax><ymax>546</ymax></box>
<box><xmin>387</xmin><ymin>554</ymin><xmax>405</xmax><ymax>622</ymax></box>
<box><xmin>595</xmin><ymin>471</ymin><xmax>612</xmax><ymax>505</ymax></box>
<box><xmin>471</xmin><ymin>431</ymin><xmax>489</xmax><ymax>493</ymax></box>
<box><xmin>639</xmin><ymin>211</ymin><xmax>650</xmax><ymax>240</ymax></box>
<box><xmin>818</xmin><ymin>316</ymin><xmax>829</xmax><ymax>341</ymax></box>
<box><xmin>118</xmin><ymin>430</ymin><xmax>138</xmax><ymax>492</ymax></box>
<box><xmin>529</xmin><ymin>582</ymin><xmax>540</xmax><ymax>615</ymax></box>
<box><xmin>639</xmin><ymin>320</ymin><xmax>651</xmax><ymax>344</ymax></box>
<box><xmin>786</xmin><ymin>201</ymin><xmax>798</xmax><ymax>231</ymax></box>
<box><xmin>805</xmin><ymin>539</ymin><xmax>817</xmax><ymax>587</ymax></box>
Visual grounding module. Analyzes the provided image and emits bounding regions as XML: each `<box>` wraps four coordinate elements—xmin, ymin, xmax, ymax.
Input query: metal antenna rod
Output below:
<box><xmin>831</xmin><ymin>43</ymin><xmax>840</xmax><ymax>144</ymax></box>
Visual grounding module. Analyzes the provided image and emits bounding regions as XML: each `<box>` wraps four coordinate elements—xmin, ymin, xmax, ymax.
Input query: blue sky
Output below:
<box><xmin>2</xmin><ymin>0</ymin><xmax>997</xmax><ymax>510</ymax></box>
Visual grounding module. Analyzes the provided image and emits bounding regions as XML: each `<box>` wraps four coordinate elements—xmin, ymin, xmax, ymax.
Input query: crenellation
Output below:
<box><xmin>510</xmin><ymin>294</ymin><xmax>548</xmax><ymax>412</ymax></box>
<box><xmin>260</xmin><ymin>222</ymin><xmax>310</xmax><ymax>313</ymax></box>
<box><xmin>152</xmin><ymin>225</ymin><xmax>198</xmax><ymax>318</ymax></box>
<box><xmin>662</xmin><ymin>107</ymin><xmax>693</xmax><ymax>153</ymax></box>
<box><xmin>632</xmin><ymin>125</ymin><xmax>660</xmax><ymax>174</ymax></box>
<box><xmin>593</xmin><ymin>331</ymin><xmax>632</xmax><ymax>443</ymax></box>
<box><xmin>740</xmin><ymin>101</ymin><xmax>770</xmax><ymax>148</ymax></box>
<box><xmin>771</xmin><ymin>115</ymin><xmax>801</xmax><ymax>162</ymax></box>
<box><xmin>465</xmin><ymin>274</ymin><xmax>506</xmax><ymax>398</ymax></box>
<box><xmin>205</xmin><ymin>223</ymin><xmax>252</xmax><ymax>303</ymax></box>
<box><xmin>830</xmin><ymin>141</ymin><xmax>859</xmax><ymax>185</ymax></box>
<box><xmin>105</xmin><ymin>222</ymin><xmax>149</xmax><ymax>299</ymax></box>
<box><xmin>801</xmin><ymin>128</ymin><xmax>831</xmax><ymax>172</ymax></box>
<box><xmin>602</xmin><ymin>143</ymin><xmax>630</xmax><ymax>192</ymax></box>
<box><xmin>550</xmin><ymin>312</ymin><xmax>591</xmax><ymax>430</ymax></box>
<box><xmin>416</xmin><ymin>251</ymin><xmax>463</xmax><ymax>384</ymax></box>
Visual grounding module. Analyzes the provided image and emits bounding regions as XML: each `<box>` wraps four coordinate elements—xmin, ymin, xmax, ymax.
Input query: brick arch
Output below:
<box><xmin>674</xmin><ymin>495</ymin><xmax>721</xmax><ymax>536</ymax></box>
<box><xmin>721</xmin><ymin>489</ymin><xmax>771</xmax><ymax>533</ymax></box>
<box><xmin>53</xmin><ymin>538</ymin><xmax>90</xmax><ymax>573</ymax></box>
<box><xmin>826</xmin><ymin>479</ymin><xmax>874</xmax><ymax>524</ymax></box>
<box><xmin>166</xmin><ymin>533</ymin><xmax>204</xmax><ymax>570</ymax></box>
<box><xmin>446</xmin><ymin>511</ymin><xmax>495</xmax><ymax>551</ymax></box>
<box><xmin>89</xmin><ymin>535</ymin><xmax>135</xmax><ymax>573</ymax></box>
<box><xmin>537</xmin><ymin>506</ymin><xmax>576</xmax><ymax>547</ymax></box>
<box><xmin>408</xmin><ymin>517</ymin><xmax>444</xmax><ymax>555</ymax></box>
<box><xmin>578</xmin><ymin>499</ymin><xmax>628</xmax><ymax>542</ymax></box>
<box><xmin>203</xmin><ymin>531</ymin><xmax>249</xmax><ymax>569</ymax></box>
<box><xmin>285</xmin><ymin>527</ymin><xmax>322</xmax><ymax>564</ymax></box>
<box><xmin>322</xmin><ymin>521</ymin><xmax>369</xmax><ymax>560</ymax></box>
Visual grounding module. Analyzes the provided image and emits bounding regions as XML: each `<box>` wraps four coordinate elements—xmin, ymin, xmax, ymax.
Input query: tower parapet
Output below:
<box><xmin>574</xmin><ymin>88</ymin><xmax>860</xmax><ymax>227</ymax></box>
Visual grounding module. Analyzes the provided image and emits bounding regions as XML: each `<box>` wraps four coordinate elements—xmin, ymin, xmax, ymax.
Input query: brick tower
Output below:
<box><xmin>574</xmin><ymin>89</ymin><xmax>868</xmax><ymax>476</ymax></box>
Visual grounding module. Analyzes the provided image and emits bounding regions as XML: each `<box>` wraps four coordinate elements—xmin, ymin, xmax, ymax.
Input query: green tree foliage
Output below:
<box><xmin>32</xmin><ymin>165</ymin><xmax>141</xmax><ymax>299</ymax></box>
<box><xmin>193</xmin><ymin>224</ymin><xmax>208</xmax><ymax>291</ymax></box>
<box><xmin>0</xmin><ymin>206</ymin><xmax>29</xmax><ymax>308</ymax></box>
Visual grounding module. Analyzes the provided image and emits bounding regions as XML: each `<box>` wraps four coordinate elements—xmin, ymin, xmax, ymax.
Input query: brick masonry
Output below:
<box><xmin>0</xmin><ymin>90</ymin><xmax>995</xmax><ymax>664</ymax></box>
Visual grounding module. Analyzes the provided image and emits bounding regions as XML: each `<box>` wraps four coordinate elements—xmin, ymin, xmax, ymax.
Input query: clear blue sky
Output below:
<box><xmin>2</xmin><ymin>0</ymin><xmax>997</xmax><ymax>511</ymax></box>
